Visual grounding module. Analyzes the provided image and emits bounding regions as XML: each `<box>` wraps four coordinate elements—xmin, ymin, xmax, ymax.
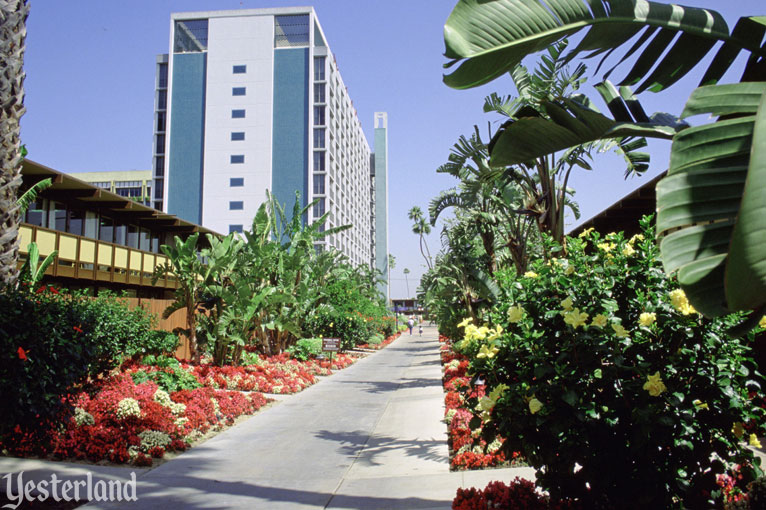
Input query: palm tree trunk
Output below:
<box><xmin>0</xmin><ymin>0</ymin><xmax>30</xmax><ymax>287</ymax></box>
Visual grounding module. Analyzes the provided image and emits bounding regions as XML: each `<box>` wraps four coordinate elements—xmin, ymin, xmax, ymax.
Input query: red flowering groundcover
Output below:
<box><xmin>185</xmin><ymin>352</ymin><xmax>358</xmax><ymax>394</ymax></box>
<box><xmin>0</xmin><ymin>374</ymin><xmax>270</xmax><ymax>467</ymax></box>
<box><xmin>440</xmin><ymin>335</ymin><xmax>521</xmax><ymax>470</ymax></box>
<box><xmin>453</xmin><ymin>478</ymin><xmax>581</xmax><ymax>510</ymax></box>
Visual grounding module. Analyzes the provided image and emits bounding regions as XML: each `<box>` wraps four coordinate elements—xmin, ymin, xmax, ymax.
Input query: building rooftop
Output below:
<box><xmin>23</xmin><ymin>159</ymin><xmax>220</xmax><ymax>237</ymax></box>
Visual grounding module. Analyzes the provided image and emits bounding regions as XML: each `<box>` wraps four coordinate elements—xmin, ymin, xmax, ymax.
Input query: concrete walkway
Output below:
<box><xmin>1</xmin><ymin>326</ymin><xmax>534</xmax><ymax>509</ymax></box>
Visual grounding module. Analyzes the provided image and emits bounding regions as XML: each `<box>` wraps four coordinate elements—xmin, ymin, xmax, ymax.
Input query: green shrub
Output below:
<box><xmin>0</xmin><ymin>287</ymin><xmax>158</xmax><ymax>435</ymax></box>
<box><xmin>459</xmin><ymin>217</ymin><xmax>764</xmax><ymax>509</ymax></box>
<box><xmin>125</xmin><ymin>330</ymin><xmax>179</xmax><ymax>358</ymax></box>
<box><xmin>367</xmin><ymin>333</ymin><xmax>384</xmax><ymax>346</ymax></box>
<box><xmin>287</xmin><ymin>337</ymin><xmax>323</xmax><ymax>361</ymax></box>
<box><xmin>304</xmin><ymin>311</ymin><xmax>373</xmax><ymax>350</ymax></box>
<box><xmin>240</xmin><ymin>351</ymin><xmax>262</xmax><ymax>366</ymax></box>
<box><xmin>131</xmin><ymin>356</ymin><xmax>200</xmax><ymax>393</ymax></box>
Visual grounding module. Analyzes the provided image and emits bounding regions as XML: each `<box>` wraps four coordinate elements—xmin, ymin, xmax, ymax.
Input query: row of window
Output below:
<box><xmin>24</xmin><ymin>199</ymin><xmax>168</xmax><ymax>253</ymax></box>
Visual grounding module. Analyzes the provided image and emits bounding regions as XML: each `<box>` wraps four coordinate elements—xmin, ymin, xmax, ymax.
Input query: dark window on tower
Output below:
<box><xmin>233</xmin><ymin>65</ymin><xmax>247</xmax><ymax>74</ymax></box>
<box><xmin>231</xmin><ymin>132</ymin><xmax>245</xmax><ymax>141</ymax></box>
<box><xmin>232</xmin><ymin>109</ymin><xmax>246</xmax><ymax>119</ymax></box>
<box><xmin>230</xmin><ymin>178</ymin><xmax>244</xmax><ymax>187</ymax></box>
<box><xmin>230</xmin><ymin>155</ymin><xmax>245</xmax><ymax>164</ymax></box>
<box><xmin>229</xmin><ymin>201</ymin><xmax>244</xmax><ymax>210</ymax></box>
<box><xmin>232</xmin><ymin>87</ymin><xmax>246</xmax><ymax>96</ymax></box>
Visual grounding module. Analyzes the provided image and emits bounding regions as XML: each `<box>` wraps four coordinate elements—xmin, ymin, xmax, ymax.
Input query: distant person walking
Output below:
<box><xmin>407</xmin><ymin>317</ymin><xmax>414</xmax><ymax>335</ymax></box>
<box><xmin>418</xmin><ymin>324</ymin><xmax>423</xmax><ymax>336</ymax></box>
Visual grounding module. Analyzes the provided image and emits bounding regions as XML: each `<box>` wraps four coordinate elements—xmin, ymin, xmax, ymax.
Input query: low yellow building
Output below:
<box><xmin>18</xmin><ymin>160</ymin><xmax>220</xmax><ymax>297</ymax></box>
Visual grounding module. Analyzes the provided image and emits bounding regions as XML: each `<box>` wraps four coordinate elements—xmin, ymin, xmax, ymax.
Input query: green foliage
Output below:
<box><xmin>304</xmin><ymin>311</ymin><xmax>372</xmax><ymax>350</ymax></box>
<box><xmin>287</xmin><ymin>338</ymin><xmax>323</xmax><ymax>361</ymax></box>
<box><xmin>457</xmin><ymin>217</ymin><xmax>764</xmax><ymax>509</ymax></box>
<box><xmin>131</xmin><ymin>355</ymin><xmax>200</xmax><ymax>393</ymax></box>
<box><xmin>367</xmin><ymin>333</ymin><xmax>384</xmax><ymax>346</ymax></box>
<box><xmin>0</xmin><ymin>287</ymin><xmax>159</xmax><ymax>435</ymax></box>
<box><xmin>240</xmin><ymin>351</ymin><xmax>262</xmax><ymax>366</ymax></box>
<box><xmin>125</xmin><ymin>330</ymin><xmax>179</xmax><ymax>358</ymax></box>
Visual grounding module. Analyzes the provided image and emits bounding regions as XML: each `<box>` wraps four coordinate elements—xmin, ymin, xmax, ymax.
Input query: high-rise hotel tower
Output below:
<box><xmin>151</xmin><ymin>7</ymin><xmax>388</xmax><ymax>294</ymax></box>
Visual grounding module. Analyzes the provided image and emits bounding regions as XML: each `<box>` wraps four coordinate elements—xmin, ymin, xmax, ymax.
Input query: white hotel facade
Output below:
<box><xmin>151</xmin><ymin>7</ymin><xmax>389</xmax><ymax>291</ymax></box>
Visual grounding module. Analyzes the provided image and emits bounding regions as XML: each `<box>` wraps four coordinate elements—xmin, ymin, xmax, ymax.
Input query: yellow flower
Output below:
<box><xmin>629</xmin><ymin>234</ymin><xmax>644</xmax><ymax>244</ymax></box>
<box><xmin>475</xmin><ymin>326</ymin><xmax>490</xmax><ymax>340</ymax></box>
<box><xmin>477</xmin><ymin>344</ymin><xmax>499</xmax><ymax>359</ymax></box>
<box><xmin>733</xmin><ymin>422</ymin><xmax>745</xmax><ymax>439</ymax></box>
<box><xmin>476</xmin><ymin>384</ymin><xmax>508</xmax><ymax>423</ymax></box>
<box><xmin>750</xmin><ymin>434</ymin><xmax>762</xmax><ymax>448</ymax></box>
<box><xmin>329</xmin><ymin>322</ymin><xmax>334</xmax><ymax>328</ymax></box>
<box><xmin>597</xmin><ymin>242</ymin><xmax>616</xmax><ymax>252</ymax></box>
<box><xmin>669</xmin><ymin>289</ymin><xmax>697</xmax><ymax>315</ymax></box>
<box><xmin>487</xmin><ymin>325</ymin><xmax>503</xmax><ymax>341</ymax></box>
<box><xmin>564</xmin><ymin>264</ymin><xmax>575</xmax><ymax>276</ymax></box>
<box><xmin>528</xmin><ymin>397</ymin><xmax>543</xmax><ymax>414</ymax></box>
<box><xmin>561</xmin><ymin>297</ymin><xmax>574</xmax><ymax>312</ymax></box>
<box><xmin>578</xmin><ymin>227</ymin><xmax>594</xmax><ymax>238</ymax></box>
<box><xmin>591</xmin><ymin>314</ymin><xmax>608</xmax><ymax>328</ymax></box>
<box><xmin>692</xmin><ymin>399</ymin><xmax>709</xmax><ymax>411</ymax></box>
<box><xmin>524</xmin><ymin>271</ymin><xmax>538</xmax><ymax>278</ymax></box>
<box><xmin>457</xmin><ymin>317</ymin><xmax>473</xmax><ymax>329</ymax></box>
<box><xmin>507</xmin><ymin>305</ymin><xmax>525</xmax><ymax>323</ymax></box>
<box><xmin>622</xmin><ymin>244</ymin><xmax>636</xmax><ymax>257</ymax></box>
<box><xmin>564</xmin><ymin>308</ymin><xmax>589</xmax><ymax>329</ymax></box>
<box><xmin>643</xmin><ymin>371</ymin><xmax>667</xmax><ymax>397</ymax></box>
<box><xmin>612</xmin><ymin>323</ymin><xmax>630</xmax><ymax>339</ymax></box>
<box><xmin>638</xmin><ymin>312</ymin><xmax>656</xmax><ymax>327</ymax></box>
<box><xmin>759</xmin><ymin>316</ymin><xmax>766</xmax><ymax>329</ymax></box>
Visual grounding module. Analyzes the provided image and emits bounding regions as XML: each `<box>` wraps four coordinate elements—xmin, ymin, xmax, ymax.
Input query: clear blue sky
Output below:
<box><xmin>21</xmin><ymin>0</ymin><xmax>764</xmax><ymax>299</ymax></box>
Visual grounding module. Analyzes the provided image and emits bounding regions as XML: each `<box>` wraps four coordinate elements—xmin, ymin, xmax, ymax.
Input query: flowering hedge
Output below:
<box><xmin>454</xmin><ymin>217</ymin><xmax>765</xmax><ymax>509</ymax></box>
<box><xmin>0</xmin><ymin>287</ymin><xmax>161</xmax><ymax>438</ymax></box>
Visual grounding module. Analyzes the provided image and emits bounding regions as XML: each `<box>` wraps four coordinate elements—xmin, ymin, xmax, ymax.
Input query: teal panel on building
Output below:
<box><xmin>168</xmin><ymin>53</ymin><xmax>207</xmax><ymax>224</ymax></box>
<box><xmin>374</xmin><ymin>119</ymin><xmax>388</xmax><ymax>299</ymax></box>
<box><xmin>272</xmin><ymin>48</ymin><xmax>309</xmax><ymax>222</ymax></box>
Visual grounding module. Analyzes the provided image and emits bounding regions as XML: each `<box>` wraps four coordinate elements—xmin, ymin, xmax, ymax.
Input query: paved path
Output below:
<box><xmin>1</xmin><ymin>326</ymin><xmax>534</xmax><ymax>509</ymax></box>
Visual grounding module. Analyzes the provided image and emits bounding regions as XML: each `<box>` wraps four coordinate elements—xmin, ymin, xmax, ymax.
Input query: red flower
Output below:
<box><xmin>73</xmin><ymin>325</ymin><xmax>83</xmax><ymax>333</ymax></box>
<box><xmin>17</xmin><ymin>347</ymin><xmax>28</xmax><ymax>361</ymax></box>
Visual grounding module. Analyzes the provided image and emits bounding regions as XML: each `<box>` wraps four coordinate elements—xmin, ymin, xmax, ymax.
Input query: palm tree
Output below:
<box><xmin>408</xmin><ymin>206</ymin><xmax>433</xmax><ymax>269</ymax></box>
<box><xmin>388</xmin><ymin>254</ymin><xmax>395</xmax><ymax>302</ymax></box>
<box><xmin>0</xmin><ymin>0</ymin><xmax>30</xmax><ymax>287</ymax></box>
<box><xmin>403</xmin><ymin>267</ymin><xmax>410</xmax><ymax>297</ymax></box>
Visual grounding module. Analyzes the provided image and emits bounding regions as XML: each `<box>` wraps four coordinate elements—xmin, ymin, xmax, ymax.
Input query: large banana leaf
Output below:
<box><xmin>443</xmin><ymin>0</ymin><xmax>765</xmax><ymax>91</ymax></box>
<box><xmin>656</xmin><ymin>82</ymin><xmax>766</xmax><ymax>316</ymax></box>
<box><xmin>488</xmin><ymin>82</ymin><xmax>682</xmax><ymax>167</ymax></box>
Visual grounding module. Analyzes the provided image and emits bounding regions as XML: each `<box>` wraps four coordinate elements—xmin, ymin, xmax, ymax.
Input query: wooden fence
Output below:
<box><xmin>122</xmin><ymin>297</ymin><xmax>192</xmax><ymax>359</ymax></box>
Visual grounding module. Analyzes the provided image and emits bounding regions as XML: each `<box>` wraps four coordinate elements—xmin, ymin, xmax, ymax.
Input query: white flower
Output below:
<box><xmin>115</xmin><ymin>398</ymin><xmax>142</xmax><ymax>420</ymax></box>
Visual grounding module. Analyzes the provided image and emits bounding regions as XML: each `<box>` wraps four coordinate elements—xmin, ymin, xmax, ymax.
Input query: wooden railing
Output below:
<box><xmin>18</xmin><ymin>223</ymin><xmax>178</xmax><ymax>289</ymax></box>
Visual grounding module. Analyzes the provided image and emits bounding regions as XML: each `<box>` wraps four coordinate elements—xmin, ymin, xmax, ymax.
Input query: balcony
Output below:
<box><xmin>18</xmin><ymin>224</ymin><xmax>178</xmax><ymax>289</ymax></box>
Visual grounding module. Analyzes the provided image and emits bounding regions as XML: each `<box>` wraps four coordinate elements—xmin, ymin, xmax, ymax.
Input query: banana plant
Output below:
<box><xmin>442</xmin><ymin>0</ymin><xmax>766</xmax><ymax>321</ymax></box>
<box><xmin>16</xmin><ymin>177</ymin><xmax>55</xmax><ymax>290</ymax></box>
<box><xmin>17</xmin><ymin>241</ymin><xmax>56</xmax><ymax>289</ymax></box>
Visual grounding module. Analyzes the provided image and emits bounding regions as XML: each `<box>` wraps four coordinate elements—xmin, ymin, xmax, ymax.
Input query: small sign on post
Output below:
<box><xmin>322</xmin><ymin>338</ymin><xmax>340</xmax><ymax>352</ymax></box>
<box><xmin>322</xmin><ymin>338</ymin><xmax>340</xmax><ymax>364</ymax></box>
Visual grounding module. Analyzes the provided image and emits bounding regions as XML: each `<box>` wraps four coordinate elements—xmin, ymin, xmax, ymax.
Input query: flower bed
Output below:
<box><xmin>0</xmin><ymin>374</ymin><xmax>270</xmax><ymax>467</ymax></box>
<box><xmin>185</xmin><ymin>353</ymin><xmax>358</xmax><ymax>394</ymax></box>
<box><xmin>440</xmin><ymin>335</ymin><xmax>521</xmax><ymax>470</ymax></box>
<box><xmin>453</xmin><ymin>477</ymin><xmax>580</xmax><ymax>510</ymax></box>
